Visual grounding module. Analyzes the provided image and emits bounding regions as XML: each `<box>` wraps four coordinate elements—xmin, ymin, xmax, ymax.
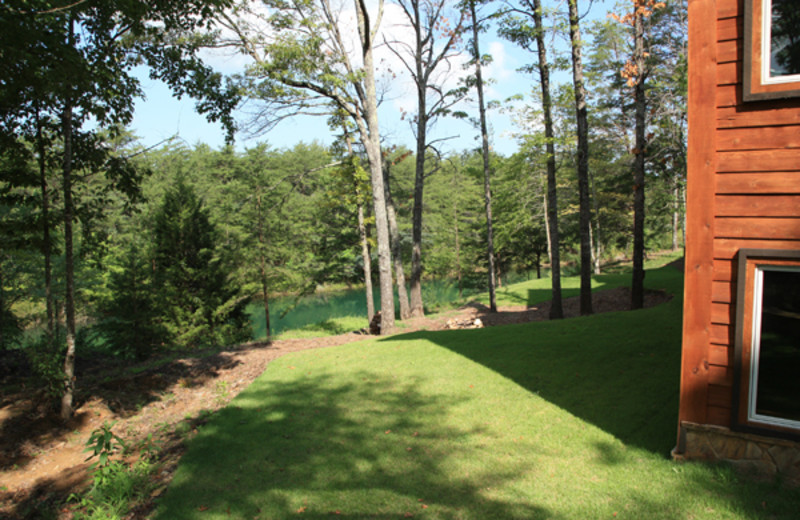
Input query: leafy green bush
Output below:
<box><xmin>71</xmin><ymin>422</ymin><xmax>155</xmax><ymax>520</ymax></box>
<box><xmin>0</xmin><ymin>305</ymin><xmax>23</xmax><ymax>350</ymax></box>
<box><xmin>94</xmin><ymin>246</ymin><xmax>167</xmax><ymax>359</ymax></box>
<box><xmin>22</xmin><ymin>333</ymin><xmax>65</xmax><ymax>401</ymax></box>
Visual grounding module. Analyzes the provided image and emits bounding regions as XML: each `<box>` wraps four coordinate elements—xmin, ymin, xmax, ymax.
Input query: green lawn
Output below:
<box><xmin>155</xmin><ymin>258</ymin><xmax>800</xmax><ymax>519</ymax></box>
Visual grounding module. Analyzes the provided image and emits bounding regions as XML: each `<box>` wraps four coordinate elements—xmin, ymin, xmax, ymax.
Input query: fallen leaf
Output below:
<box><xmin>198</xmin><ymin>506</ymin><xmax>209</xmax><ymax>511</ymax></box>
<box><xmin>385</xmin><ymin>430</ymin><xmax>392</xmax><ymax>434</ymax></box>
<box><xmin>297</xmin><ymin>506</ymin><xmax>307</xmax><ymax>513</ymax></box>
<box><xmin>289</xmin><ymin>366</ymin><xmax>296</xmax><ymax>370</ymax></box>
<box><xmin>422</xmin><ymin>504</ymin><xmax>429</xmax><ymax>509</ymax></box>
<box><xmin>404</xmin><ymin>513</ymin><xmax>413</xmax><ymax>518</ymax></box>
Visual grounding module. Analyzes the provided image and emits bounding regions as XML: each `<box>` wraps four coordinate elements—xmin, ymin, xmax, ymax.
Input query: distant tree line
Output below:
<box><xmin>0</xmin><ymin>0</ymin><xmax>686</xmax><ymax>419</ymax></box>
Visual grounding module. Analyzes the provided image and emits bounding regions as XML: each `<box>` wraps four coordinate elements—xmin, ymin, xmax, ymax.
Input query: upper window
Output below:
<box><xmin>744</xmin><ymin>0</ymin><xmax>800</xmax><ymax>101</ymax></box>
<box><xmin>734</xmin><ymin>250</ymin><xmax>800</xmax><ymax>436</ymax></box>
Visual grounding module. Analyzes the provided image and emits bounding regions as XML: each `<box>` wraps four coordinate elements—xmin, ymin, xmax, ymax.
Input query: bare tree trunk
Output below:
<box><xmin>452</xmin><ymin>167</ymin><xmax>463</xmax><ymax>299</ymax></box>
<box><xmin>543</xmin><ymin>191</ymin><xmax>552</xmax><ymax>265</ymax></box>
<box><xmin>256</xmin><ymin>192</ymin><xmax>272</xmax><ymax>341</ymax></box>
<box><xmin>631</xmin><ymin>9</ymin><xmax>646</xmax><ymax>310</ymax></box>
<box><xmin>469</xmin><ymin>0</ymin><xmax>497</xmax><ymax>313</ymax></box>
<box><xmin>591</xmin><ymin>173</ymin><xmax>602</xmax><ymax>274</ymax></box>
<box><xmin>408</xmin><ymin>0</ymin><xmax>426</xmax><ymax>318</ymax></box>
<box><xmin>356</xmin><ymin>0</ymin><xmax>395</xmax><ymax>334</ymax></box>
<box><xmin>568</xmin><ymin>0</ymin><xmax>593</xmax><ymax>316</ymax></box>
<box><xmin>357</xmin><ymin>196</ymin><xmax>375</xmax><ymax>322</ymax></box>
<box><xmin>408</xmin><ymin>128</ymin><xmax>425</xmax><ymax>317</ymax></box>
<box><xmin>672</xmin><ymin>176</ymin><xmax>680</xmax><ymax>251</ymax></box>
<box><xmin>531</xmin><ymin>0</ymin><xmax>563</xmax><ymax>319</ymax></box>
<box><xmin>60</xmin><ymin>96</ymin><xmax>76</xmax><ymax>421</ymax></box>
<box><xmin>35</xmin><ymin>105</ymin><xmax>55</xmax><ymax>343</ymax></box>
<box><xmin>383</xmin><ymin>162</ymin><xmax>411</xmax><ymax>319</ymax></box>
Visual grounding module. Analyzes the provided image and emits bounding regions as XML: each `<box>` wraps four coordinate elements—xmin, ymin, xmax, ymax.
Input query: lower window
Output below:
<box><xmin>735</xmin><ymin>250</ymin><xmax>800</xmax><ymax>435</ymax></box>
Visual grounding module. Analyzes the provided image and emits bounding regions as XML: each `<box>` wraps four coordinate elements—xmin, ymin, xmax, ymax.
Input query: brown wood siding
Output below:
<box><xmin>716</xmin><ymin>173</ymin><xmax>800</xmax><ymax>195</ymax></box>
<box><xmin>681</xmin><ymin>0</ymin><xmax>800</xmax><ymax>438</ymax></box>
<box><xmin>679</xmin><ymin>0</ymin><xmax>718</xmax><ymax>429</ymax></box>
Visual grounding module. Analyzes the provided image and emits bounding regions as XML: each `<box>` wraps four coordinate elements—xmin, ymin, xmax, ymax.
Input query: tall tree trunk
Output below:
<box><xmin>469</xmin><ymin>0</ymin><xmax>497</xmax><ymax>313</ymax></box>
<box><xmin>383</xmin><ymin>161</ymin><xmax>411</xmax><ymax>319</ymax></box>
<box><xmin>591</xmin><ymin>173</ymin><xmax>602</xmax><ymax>274</ymax></box>
<box><xmin>672</xmin><ymin>176</ymin><xmax>680</xmax><ymax>250</ymax></box>
<box><xmin>408</xmin><ymin>0</ymin><xmax>426</xmax><ymax>318</ymax></box>
<box><xmin>631</xmin><ymin>9</ymin><xmax>647</xmax><ymax>310</ymax></box>
<box><xmin>60</xmin><ymin>96</ymin><xmax>76</xmax><ymax>421</ymax></box>
<box><xmin>256</xmin><ymin>192</ymin><xmax>272</xmax><ymax>341</ymax></box>
<box><xmin>532</xmin><ymin>0</ymin><xmax>563</xmax><ymax>319</ymax></box>
<box><xmin>0</xmin><ymin>261</ymin><xmax>4</xmax><ymax>348</ymax></box>
<box><xmin>452</xmin><ymin>167</ymin><xmax>463</xmax><ymax>299</ymax></box>
<box><xmin>345</xmin><ymin>135</ymin><xmax>376</xmax><ymax>322</ymax></box>
<box><xmin>408</xmin><ymin>119</ymin><xmax>426</xmax><ymax>317</ymax></box>
<box><xmin>356</xmin><ymin>0</ymin><xmax>395</xmax><ymax>334</ymax></box>
<box><xmin>568</xmin><ymin>0</ymin><xmax>593</xmax><ymax>316</ymax></box>
<box><xmin>35</xmin><ymin>105</ymin><xmax>55</xmax><ymax>344</ymax></box>
<box><xmin>357</xmin><ymin>194</ymin><xmax>375</xmax><ymax>322</ymax></box>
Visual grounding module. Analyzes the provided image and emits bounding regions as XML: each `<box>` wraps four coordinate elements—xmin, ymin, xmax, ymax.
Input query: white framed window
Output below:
<box><xmin>734</xmin><ymin>250</ymin><xmax>800</xmax><ymax>436</ymax></box>
<box><xmin>744</xmin><ymin>0</ymin><xmax>800</xmax><ymax>100</ymax></box>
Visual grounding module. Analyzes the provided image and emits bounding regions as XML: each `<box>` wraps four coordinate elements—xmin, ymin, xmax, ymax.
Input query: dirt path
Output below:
<box><xmin>0</xmin><ymin>286</ymin><xmax>670</xmax><ymax>519</ymax></box>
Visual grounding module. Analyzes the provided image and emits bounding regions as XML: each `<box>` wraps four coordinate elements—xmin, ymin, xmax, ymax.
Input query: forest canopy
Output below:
<box><xmin>0</xmin><ymin>0</ymin><xmax>687</xmax><ymax>419</ymax></box>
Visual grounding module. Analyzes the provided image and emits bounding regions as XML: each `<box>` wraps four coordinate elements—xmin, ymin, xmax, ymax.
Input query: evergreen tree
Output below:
<box><xmin>152</xmin><ymin>178</ymin><xmax>248</xmax><ymax>348</ymax></box>
<box><xmin>94</xmin><ymin>243</ymin><xmax>164</xmax><ymax>359</ymax></box>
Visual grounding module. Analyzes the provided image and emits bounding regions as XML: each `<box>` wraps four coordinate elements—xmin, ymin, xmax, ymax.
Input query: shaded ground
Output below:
<box><xmin>0</xmin><ymin>286</ymin><xmax>670</xmax><ymax>519</ymax></box>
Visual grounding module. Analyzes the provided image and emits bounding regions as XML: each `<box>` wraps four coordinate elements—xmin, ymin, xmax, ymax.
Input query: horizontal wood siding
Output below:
<box><xmin>716</xmin><ymin>173</ymin><xmax>800</xmax><ymax>194</ymax></box>
<box><xmin>683</xmin><ymin>0</ymin><xmax>800</xmax><ymax>432</ymax></box>
<box><xmin>716</xmin><ymin>195</ymin><xmax>800</xmax><ymax>216</ymax></box>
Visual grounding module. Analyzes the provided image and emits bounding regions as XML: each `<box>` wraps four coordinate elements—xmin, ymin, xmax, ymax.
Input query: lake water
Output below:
<box><xmin>248</xmin><ymin>272</ymin><xmax>535</xmax><ymax>339</ymax></box>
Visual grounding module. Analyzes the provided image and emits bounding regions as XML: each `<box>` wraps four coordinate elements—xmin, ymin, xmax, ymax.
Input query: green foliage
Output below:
<box><xmin>0</xmin><ymin>305</ymin><xmax>23</xmax><ymax>350</ymax></box>
<box><xmin>93</xmin><ymin>244</ymin><xmax>166</xmax><ymax>359</ymax></box>
<box><xmin>152</xmin><ymin>177</ymin><xmax>248</xmax><ymax>348</ymax></box>
<box><xmin>84</xmin><ymin>421</ymin><xmax>126</xmax><ymax>471</ymax></box>
<box><xmin>23</xmin><ymin>333</ymin><xmax>66</xmax><ymax>401</ymax></box>
<box><xmin>68</xmin><ymin>421</ymin><xmax>157</xmax><ymax>519</ymax></box>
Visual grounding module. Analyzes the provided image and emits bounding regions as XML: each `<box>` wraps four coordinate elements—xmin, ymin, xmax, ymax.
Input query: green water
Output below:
<box><xmin>248</xmin><ymin>271</ymin><xmax>536</xmax><ymax>339</ymax></box>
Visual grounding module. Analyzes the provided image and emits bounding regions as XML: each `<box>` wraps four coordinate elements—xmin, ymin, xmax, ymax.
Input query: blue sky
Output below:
<box><xmin>129</xmin><ymin>0</ymin><xmax>613</xmax><ymax>157</ymax></box>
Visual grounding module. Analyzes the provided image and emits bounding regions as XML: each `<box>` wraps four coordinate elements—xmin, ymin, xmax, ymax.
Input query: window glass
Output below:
<box><xmin>753</xmin><ymin>268</ymin><xmax>800</xmax><ymax>424</ymax></box>
<box><xmin>769</xmin><ymin>0</ymin><xmax>800</xmax><ymax>77</ymax></box>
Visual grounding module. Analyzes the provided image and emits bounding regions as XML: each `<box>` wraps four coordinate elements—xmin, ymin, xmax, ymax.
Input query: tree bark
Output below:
<box><xmin>568</xmin><ymin>0</ymin><xmax>593</xmax><ymax>316</ymax></box>
<box><xmin>408</xmin><ymin>119</ymin><xmax>426</xmax><ymax>318</ymax></box>
<box><xmin>383</xmin><ymin>161</ymin><xmax>411</xmax><ymax>319</ymax></box>
<box><xmin>531</xmin><ymin>0</ymin><xmax>563</xmax><ymax>319</ymax></box>
<box><xmin>591</xmin><ymin>172</ymin><xmax>602</xmax><ymax>274</ymax></box>
<box><xmin>35</xmin><ymin>105</ymin><xmax>55</xmax><ymax>344</ymax></box>
<box><xmin>469</xmin><ymin>0</ymin><xmax>497</xmax><ymax>313</ymax></box>
<box><xmin>452</xmin><ymin>165</ymin><xmax>463</xmax><ymax>299</ymax></box>
<box><xmin>256</xmin><ymin>192</ymin><xmax>272</xmax><ymax>341</ymax></box>
<box><xmin>631</xmin><ymin>8</ymin><xmax>646</xmax><ymax>310</ymax></box>
<box><xmin>356</xmin><ymin>0</ymin><xmax>395</xmax><ymax>334</ymax></box>
<box><xmin>357</xmin><ymin>194</ymin><xmax>375</xmax><ymax>322</ymax></box>
<box><xmin>60</xmin><ymin>92</ymin><xmax>76</xmax><ymax>421</ymax></box>
<box><xmin>672</xmin><ymin>176</ymin><xmax>680</xmax><ymax>251</ymax></box>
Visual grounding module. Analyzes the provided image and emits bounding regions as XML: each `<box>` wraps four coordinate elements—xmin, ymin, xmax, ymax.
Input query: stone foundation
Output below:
<box><xmin>673</xmin><ymin>422</ymin><xmax>800</xmax><ymax>485</ymax></box>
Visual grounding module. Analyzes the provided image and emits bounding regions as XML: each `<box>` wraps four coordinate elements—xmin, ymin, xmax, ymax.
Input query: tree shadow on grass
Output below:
<box><xmin>155</xmin><ymin>370</ymin><xmax>555</xmax><ymax>520</ymax></box>
<box><xmin>387</xmin><ymin>300</ymin><xmax>684</xmax><ymax>456</ymax></box>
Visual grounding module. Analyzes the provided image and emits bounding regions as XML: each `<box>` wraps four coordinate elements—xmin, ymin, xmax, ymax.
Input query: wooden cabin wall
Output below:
<box><xmin>679</xmin><ymin>0</ymin><xmax>800</xmax><ymax>432</ymax></box>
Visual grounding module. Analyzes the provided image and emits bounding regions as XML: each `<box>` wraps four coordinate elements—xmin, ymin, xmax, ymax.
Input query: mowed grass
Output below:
<box><xmin>156</xmin><ymin>259</ymin><xmax>800</xmax><ymax>519</ymax></box>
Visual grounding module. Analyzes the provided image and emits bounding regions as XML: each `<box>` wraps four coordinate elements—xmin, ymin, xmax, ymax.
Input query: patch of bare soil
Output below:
<box><xmin>0</xmin><ymin>286</ymin><xmax>671</xmax><ymax>519</ymax></box>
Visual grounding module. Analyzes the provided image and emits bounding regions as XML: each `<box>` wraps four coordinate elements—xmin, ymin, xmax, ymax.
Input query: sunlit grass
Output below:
<box><xmin>155</xmin><ymin>262</ymin><xmax>800</xmax><ymax>519</ymax></box>
<box><xmin>273</xmin><ymin>316</ymin><xmax>369</xmax><ymax>340</ymax></box>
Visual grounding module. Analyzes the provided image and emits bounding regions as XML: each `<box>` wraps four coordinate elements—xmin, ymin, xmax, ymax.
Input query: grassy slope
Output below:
<box><xmin>156</xmin><ymin>258</ymin><xmax>800</xmax><ymax>519</ymax></box>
